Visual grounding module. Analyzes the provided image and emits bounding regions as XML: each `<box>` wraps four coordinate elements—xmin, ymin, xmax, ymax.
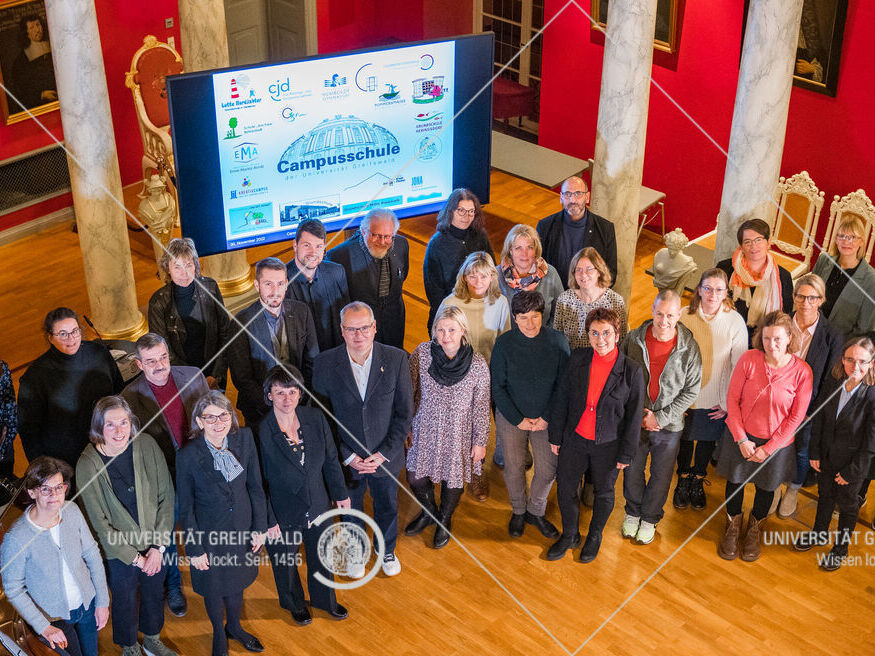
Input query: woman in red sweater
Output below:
<box><xmin>717</xmin><ymin>311</ymin><xmax>812</xmax><ymax>562</ymax></box>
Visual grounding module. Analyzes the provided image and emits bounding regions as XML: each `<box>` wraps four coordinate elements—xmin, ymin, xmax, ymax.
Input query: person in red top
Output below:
<box><xmin>717</xmin><ymin>311</ymin><xmax>813</xmax><ymax>562</ymax></box>
<box><xmin>546</xmin><ymin>308</ymin><xmax>645</xmax><ymax>563</ymax></box>
<box><xmin>121</xmin><ymin>333</ymin><xmax>210</xmax><ymax>617</ymax></box>
<box><xmin>619</xmin><ymin>290</ymin><xmax>701</xmax><ymax>546</ymax></box>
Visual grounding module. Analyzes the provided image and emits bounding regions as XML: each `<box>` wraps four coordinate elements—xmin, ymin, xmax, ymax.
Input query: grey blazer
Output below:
<box><xmin>0</xmin><ymin>502</ymin><xmax>109</xmax><ymax>635</ymax></box>
<box><xmin>813</xmin><ymin>253</ymin><xmax>875</xmax><ymax>337</ymax></box>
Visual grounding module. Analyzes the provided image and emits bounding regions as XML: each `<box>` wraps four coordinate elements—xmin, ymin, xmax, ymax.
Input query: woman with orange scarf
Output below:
<box><xmin>717</xmin><ymin>218</ymin><xmax>794</xmax><ymax>344</ymax></box>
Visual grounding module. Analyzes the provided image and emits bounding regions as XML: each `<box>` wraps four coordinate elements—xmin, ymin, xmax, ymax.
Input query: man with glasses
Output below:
<box><xmin>326</xmin><ymin>209</ymin><xmax>410</xmax><ymax>348</ymax></box>
<box><xmin>228</xmin><ymin>257</ymin><xmax>319</xmax><ymax>426</ymax></box>
<box><xmin>18</xmin><ymin>307</ymin><xmax>123</xmax><ymax>468</ymax></box>
<box><xmin>536</xmin><ymin>176</ymin><xmax>617</xmax><ymax>289</ymax></box>
<box><xmin>122</xmin><ymin>332</ymin><xmax>211</xmax><ymax>616</ymax></box>
<box><xmin>312</xmin><ymin>302</ymin><xmax>414</xmax><ymax>577</ymax></box>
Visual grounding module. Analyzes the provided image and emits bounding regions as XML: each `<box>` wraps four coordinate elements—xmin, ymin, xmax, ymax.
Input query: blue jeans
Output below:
<box><xmin>49</xmin><ymin>601</ymin><xmax>98</xmax><ymax>656</ymax></box>
<box><xmin>166</xmin><ymin>497</ymin><xmax>182</xmax><ymax>591</ymax></box>
<box><xmin>793</xmin><ymin>424</ymin><xmax>812</xmax><ymax>487</ymax></box>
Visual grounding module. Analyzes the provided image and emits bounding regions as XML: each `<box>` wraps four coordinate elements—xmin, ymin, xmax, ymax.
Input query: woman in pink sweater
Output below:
<box><xmin>716</xmin><ymin>311</ymin><xmax>812</xmax><ymax>562</ymax></box>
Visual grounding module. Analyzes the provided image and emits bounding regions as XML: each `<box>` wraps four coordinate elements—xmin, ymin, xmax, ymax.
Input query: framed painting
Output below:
<box><xmin>743</xmin><ymin>0</ymin><xmax>848</xmax><ymax>97</ymax></box>
<box><xmin>0</xmin><ymin>0</ymin><xmax>59</xmax><ymax>124</ymax></box>
<box><xmin>590</xmin><ymin>0</ymin><xmax>680</xmax><ymax>54</ymax></box>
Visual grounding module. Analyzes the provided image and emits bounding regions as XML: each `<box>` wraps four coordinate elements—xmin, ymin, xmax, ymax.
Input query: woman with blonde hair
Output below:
<box><xmin>553</xmin><ymin>247</ymin><xmax>627</xmax><ymax>349</ymax></box>
<box><xmin>148</xmin><ymin>237</ymin><xmax>231</xmax><ymax>389</ymax></box>
<box><xmin>812</xmin><ymin>215</ymin><xmax>875</xmax><ymax>337</ymax></box>
<box><xmin>673</xmin><ymin>268</ymin><xmax>747</xmax><ymax>511</ymax></box>
<box><xmin>716</xmin><ymin>311</ymin><xmax>812</xmax><ymax>562</ymax></box>
<box><xmin>497</xmin><ymin>224</ymin><xmax>564</xmax><ymax>326</ymax></box>
<box><xmin>404</xmin><ymin>305</ymin><xmax>491</xmax><ymax>549</ymax></box>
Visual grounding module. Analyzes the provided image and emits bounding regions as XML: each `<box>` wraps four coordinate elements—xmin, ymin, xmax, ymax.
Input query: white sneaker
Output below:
<box><xmin>635</xmin><ymin>521</ymin><xmax>656</xmax><ymax>545</ymax></box>
<box><xmin>621</xmin><ymin>514</ymin><xmax>640</xmax><ymax>539</ymax></box>
<box><xmin>381</xmin><ymin>552</ymin><xmax>401</xmax><ymax>577</ymax></box>
<box><xmin>346</xmin><ymin>561</ymin><xmax>366</xmax><ymax>579</ymax></box>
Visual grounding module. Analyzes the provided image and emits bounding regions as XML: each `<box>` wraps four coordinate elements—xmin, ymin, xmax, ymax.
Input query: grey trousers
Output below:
<box><xmin>623</xmin><ymin>428</ymin><xmax>683</xmax><ymax>524</ymax></box>
<box><xmin>496</xmin><ymin>410</ymin><xmax>557</xmax><ymax>515</ymax></box>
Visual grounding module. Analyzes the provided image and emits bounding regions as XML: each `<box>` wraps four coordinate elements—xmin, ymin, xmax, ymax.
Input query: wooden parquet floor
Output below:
<box><xmin>0</xmin><ymin>172</ymin><xmax>873</xmax><ymax>655</ymax></box>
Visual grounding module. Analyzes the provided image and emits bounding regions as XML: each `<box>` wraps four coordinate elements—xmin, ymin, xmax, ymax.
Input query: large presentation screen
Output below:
<box><xmin>167</xmin><ymin>34</ymin><xmax>494</xmax><ymax>256</ymax></box>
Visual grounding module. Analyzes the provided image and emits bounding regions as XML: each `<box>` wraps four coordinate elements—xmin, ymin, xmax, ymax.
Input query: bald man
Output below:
<box><xmin>536</xmin><ymin>176</ymin><xmax>617</xmax><ymax>288</ymax></box>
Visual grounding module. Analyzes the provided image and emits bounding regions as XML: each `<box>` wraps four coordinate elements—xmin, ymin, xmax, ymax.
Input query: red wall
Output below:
<box><xmin>317</xmin><ymin>0</ymin><xmax>424</xmax><ymax>54</ymax></box>
<box><xmin>539</xmin><ymin>0</ymin><xmax>875</xmax><ymax>243</ymax></box>
<box><xmin>0</xmin><ymin>1</ymin><xmax>180</xmax><ymax>231</ymax></box>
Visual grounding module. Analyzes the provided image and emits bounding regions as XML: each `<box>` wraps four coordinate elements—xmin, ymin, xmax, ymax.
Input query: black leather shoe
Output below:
<box><xmin>578</xmin><ymin>532</ymin><xmax>602</xmax><ymax>563</ymax></box>
<box><xmin>290</xmin><ymin>606</ymin><xmax>312</xmax><ymax>626</ymax></box>
<box><xmin>327</xmin><ymin>604</ymin><xmax>349</xmax><ymax>620</ymax></box>
<box><xmin>166</xmin><ymin>587</ymin><xmax>187</xmax><ymax>617</ymax></box>
<box><xmin>689</xmin><ymin>477</ymin><xmax>707</xmax><ymax>510</ymax></box>
<box><xmin>225</xmin><ymin>627</ymin><xmax>264</xmax><ymax>653</ymax></box>
<box><xmin>404</xmin><ymin>510</ymin><xmax>435</xmax><ymax>536</ymax></box>
<box><xmin>508</xmin><ymin>513</ymin><xmax>525</xmax><ymax>538</ymax></box>
<box><xmin>545</xmin><ymin>533</ymin><xmax>581</xmax><ymax>561</ymax></box>
<box><xmin>819</xmin><ymin>547</ymin><xmax>847</xmax><ymax>572</ymax></box>
<box><xmin>525</xmin><ymin>512</ymin><xmax>559</xmax><ymax>539</ymax></box>
<box><xmin>672</xmin><ymin>476</ymin><xmax>690</xmax><ymax>510</ymax></box>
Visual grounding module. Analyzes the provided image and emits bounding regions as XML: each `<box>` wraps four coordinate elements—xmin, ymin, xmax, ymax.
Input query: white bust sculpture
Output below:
<box><xmin>138</xmin><ymin>174</ymin><xmax>177</xmax><ymax>269</ymax></box>
<box><xmin>653</xmin><ymin>228</ymin><xmax>698</xmax><ymax>295</ymax></box>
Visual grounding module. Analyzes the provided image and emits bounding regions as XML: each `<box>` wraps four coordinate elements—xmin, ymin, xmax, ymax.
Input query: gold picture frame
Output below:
<box><xmin>590</xmin><ymin>0</ymin><xmax>680</xmax><ymax>54</ymax></box>
<box><xmin>0</xmin><ymin>0</ymin><xmax>59</xmax><ymax>125</ymax></box>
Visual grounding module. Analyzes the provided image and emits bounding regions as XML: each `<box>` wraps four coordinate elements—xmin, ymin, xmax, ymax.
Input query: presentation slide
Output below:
<box><xmin>168</xmin><ymin>34</ymin><xmax>493</xmax><ymax>256</ymax></box>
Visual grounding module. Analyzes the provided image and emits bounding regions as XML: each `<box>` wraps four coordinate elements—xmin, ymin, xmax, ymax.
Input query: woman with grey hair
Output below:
<box><xmin>176</xmin><ymin>391</ymin><xmax>268</xmax><ymax>656</ymax></box>
<box><xmin>148</xmin><ymin>237</ymin><xmax>231</xmax><ymax>389</ymax></box>
<box><xmin>76</xmin><ymin>396</ymin><xmax>176</xmax><ymax>656</ymax></box>
<box><xmin>404</xmin><ymin>305</ymin><xmax>491</xmax><ymax>549</ymax></box>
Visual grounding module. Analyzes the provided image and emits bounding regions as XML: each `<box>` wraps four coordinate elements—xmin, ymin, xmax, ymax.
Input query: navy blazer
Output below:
<box><xmin>285</xmin><ymin>259</ymin><xmax>350</xmax><ymax>351</ymax></box>
<box><xmin>325</xmin><ymin>230</ymin><xmax>409</xmax><ymax>349</ymax></box>
<box><xmin>810</xmin><ymin>377</ymin><xmax>875</xmax><ymax>483</ymax></box>
<box><xmin>121</xmin><ymin>365</ymin><xmax>210</xmax><ymax>478</ymax></box>
<box><xmin>312</xmin><ymin>342</ymin><xmax>414</xmax><ymax>477</ymax></box>
<box><xmin>549</xmin><ymin>347</ymin><xmax>645</xmax><ymax>465</ymax></box>
<box><xmin>229</xmin><ymin>298</ymin><xmax>319</xmax><ymax>424</ymax></box>
<box><xmin>537</xmin><ymin>208</ymin><xmax>617</xmax><ymax>288</ymax></box>
<box><xmin>257</xmin><ymin>407</ymin><xmax>348</xmax><ymax>528</ymax></box>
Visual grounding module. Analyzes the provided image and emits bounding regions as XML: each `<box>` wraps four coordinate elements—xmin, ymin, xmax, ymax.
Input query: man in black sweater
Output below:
<box><xmin>536</xmin><ymin>176</ymin><xmax>617</xmax><ymax>288</ymax></box>
<box><xmin>17</xmin><ymin>307</ymin><xmax>124</xmax><ymax>468</ymax></box>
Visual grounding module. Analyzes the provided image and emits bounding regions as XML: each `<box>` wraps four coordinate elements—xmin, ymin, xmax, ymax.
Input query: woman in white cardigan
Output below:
<box><xmin>674</xmin><ymin>268</ymin><xmax>748</xmax><ymax>511</ymax></box>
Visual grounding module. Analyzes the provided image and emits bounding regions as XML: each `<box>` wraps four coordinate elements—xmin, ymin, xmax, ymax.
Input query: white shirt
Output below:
<box><xmin>792</xmin><ymin>314</ymin><xmax>819</xmax><ymax>361</ymax></box>
<box><xmin>837</xmin><ymin>380</ymin><xmax>862</xmax><ymax>417</ymax></box>
<box><xmin>347</xmin><ymin>347</ymin><xmax>374</xmax><ymax>401</ymax></box>
<box><xmin>27</xmin><ymin>507</ymin><xmax>83</xmax><ymax>611</ymax></box>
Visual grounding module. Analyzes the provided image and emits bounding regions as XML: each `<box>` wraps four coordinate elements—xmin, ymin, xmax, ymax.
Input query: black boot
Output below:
<box><xmin>689</xmin><ymin>476</ymin><xmax>708</xmax><ymax>510</ymax></box>
<box><xmin>672</xmin><ymin>475</ymin><xmax>691</xmax><ymax>509</ymax></box>
<box><xmin>578</xmin><ymin>531</ymin><xmax>602</xmax><ymax>563</ymax></box>
<box><xmin>405</xmin><ymin>483</ymin><xmax>437</xmax><ymax>536</ymax></box>
<box><xmin>545</xmin><ymin>533</ymin><xmax>581</xmax><ymax>561</ymax></box>
<box><xmin>433</xmin><ymin>484</ymin><xmax>463</xmax><ymax>549</ymax></box>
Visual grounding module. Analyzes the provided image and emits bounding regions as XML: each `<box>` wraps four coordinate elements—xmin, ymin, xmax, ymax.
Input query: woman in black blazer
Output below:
<box><xmin>547</xmin><ymin>307</ymin><xmax>645</xmax><ymax>563</ymax></box>
<box><xmin>795</xmin><ymin>337</ymin><xmax>875</xmax><ymax>570</ymax></box>
<box><xmin>777</xmin><ymin>273</ymin><xmax>843</xmax><ymax>518</ymax></box>
<box><xmin>176</xmin><ymin>391</ymin><xmax>268</xmax><ymax>656</ymax></box>
<box><xmin>257</xmin><ymin>366</ymin><xmax>350</xmax><ymax>626</ymax></box>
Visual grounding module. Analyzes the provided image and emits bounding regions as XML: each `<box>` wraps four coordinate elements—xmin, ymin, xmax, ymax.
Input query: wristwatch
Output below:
<box><xmin>158</xmin><ymin>545</ymin><xmax>167</xmax><ymax>554</ymax></box>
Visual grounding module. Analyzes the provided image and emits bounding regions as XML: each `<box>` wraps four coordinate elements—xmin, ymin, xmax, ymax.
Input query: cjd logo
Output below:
<box><xmin>233</xmin><ymin>142</ymin><xmax>259</xmax><ymax>163</ymax></box>
<box><xmin>269</xmin><ymin>78</ymin><xmax>291</xmax><ymax>100</ymax></box>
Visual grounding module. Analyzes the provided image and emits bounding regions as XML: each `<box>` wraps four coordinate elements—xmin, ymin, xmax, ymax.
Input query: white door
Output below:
<box><xmin>224</xmin><ymin>0</ymin><xmax>269</xmax><ymax>66</ymax></box>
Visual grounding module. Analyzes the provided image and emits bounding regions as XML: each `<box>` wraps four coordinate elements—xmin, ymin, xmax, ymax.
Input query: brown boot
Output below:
<box><xmin>717</xmin><ymin>513</ymin><xmax>743</xmax><ymax>560</ymax></box>
<box><xmin>740</xmin><ymin>514</ymin><xmax>767</xmax><ymax>562</ymax></box>
<box><xmin>467</xmin><ymin>473</ymin><xmax>489</xmax><ymax>502</ymax></box>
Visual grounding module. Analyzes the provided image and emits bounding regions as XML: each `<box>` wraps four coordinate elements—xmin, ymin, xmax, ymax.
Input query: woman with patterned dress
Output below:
<box><xmin>553</xmin><ymin>247</ymin><xmax>627</xmax><ymax>350</ymax></box>
<box><xmin>0</xmin><ymin>359</ymin><xmax>17</xmax><ymax>478</ymax></box>
<box><xmin>404</xmin><ymin>305</ymin><xmax>491</xmax><ymax>549</ymax></box>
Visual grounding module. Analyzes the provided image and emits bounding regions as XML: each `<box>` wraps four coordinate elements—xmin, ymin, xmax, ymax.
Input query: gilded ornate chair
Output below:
<box><xmin>767</xmin><ymin>171</ymin><xmax>825</xmax><ymax>279</ymax></box>
<box><xmin>822</xmin><ymin>188</ymin><xmax>875</xmax><ymax>261</ymax></box>
<box><xmin>124</xmin><ymin>35</ymin><xmax>183</xmax><ymax>199</ymax></box>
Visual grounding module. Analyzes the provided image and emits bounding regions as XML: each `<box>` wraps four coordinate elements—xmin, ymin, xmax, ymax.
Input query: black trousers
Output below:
<box><xmin>267</xmin><ymin>522</ymin><xmax>338</xmax><ymax>613</ymax></box>
<box><xmin>556</xmin><ymin>437</ymin><xmax>620</xmax><ymax>537</ymax></box>
<box><xmin>106</xmin><ymin>558</ymin><xmax>166</xmax><ymax>646</ymax></box>
<box><xmin>814</xmin><ymin>467</ymin><xmax>862</xmax><ymax>548</ymax></box>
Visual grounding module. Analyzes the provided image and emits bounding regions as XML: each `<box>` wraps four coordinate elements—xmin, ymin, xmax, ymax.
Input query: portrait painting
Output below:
<box><xmin>591</xmin><ymin>0</ymin><xmax>680</xmax><ymax>54</ymax></box>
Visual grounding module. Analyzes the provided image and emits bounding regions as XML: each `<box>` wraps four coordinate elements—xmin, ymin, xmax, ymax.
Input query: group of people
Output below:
<box><xmin>3</xmin><ymin>176</ymin><xmax>875</xmax><ymax>656</ymax></box>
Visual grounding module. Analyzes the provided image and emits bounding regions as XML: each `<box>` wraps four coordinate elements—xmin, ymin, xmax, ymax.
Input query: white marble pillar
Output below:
<box><xmin>713</xmin><ymin>0</ymin><xmax>804</xmax><ymax>262</ymax></box>
<box><xmin>178</xmin><ymin>0</ymin><xmax>254</xmax><ymax>299</ymax></box>
<box><xmin>45</xmin><ymin>0</ymin><xmax>147</xmax><ymax>339</ymax></box>
<box><xmin>589</xmin><ymin>0</ymin><xmax>658</xmax><ymax>302</ymax></box>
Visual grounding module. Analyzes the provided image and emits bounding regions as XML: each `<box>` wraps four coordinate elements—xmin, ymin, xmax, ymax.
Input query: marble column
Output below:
<box><xmin>45</xmin><ymin>0</ymin><xmax>147</xmax><ymax>339</ymax></box>
<box><xmin>178</xmin><ymin>0</ymin><xmax>254</xmax><ymax>299</ymax></box>
<box><xmin>713</xmin><ymin>0</ymin><xmax>804</xmax><ymax>262</ymax></box>
<box><xmin>589</xmin><ymin>0</ymin><xmax>658</xmax><ymax>302</ymax></box>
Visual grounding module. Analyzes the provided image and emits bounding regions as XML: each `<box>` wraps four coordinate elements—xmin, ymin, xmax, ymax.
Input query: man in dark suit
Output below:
<box><xmin>121</xmin><ymin>332</ymin><xmax>211</xmax><ymax>618</ymax></box>
<box><xmin>537</xmin><ymin>176</ymin><xmax>617</xmax><ymax>287</ymax></box>
<box><xmin>325</xmin><ymin>209</ymin><xmax>409</xmax><ymax>349</ymax></box>
<box><xmin>312</xmin><ymin>301</ymin><xmax>414</xmax><ymax>577</ymax></box>
<box><xmin>229</xmin><ymin>257</ymin><xmax>319</xmax><ymax>426</ymax></box>
<box><xmin>286</xmin><ymin>218</ymin><xmax>350</xmax><ymax>351</ymax></box>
